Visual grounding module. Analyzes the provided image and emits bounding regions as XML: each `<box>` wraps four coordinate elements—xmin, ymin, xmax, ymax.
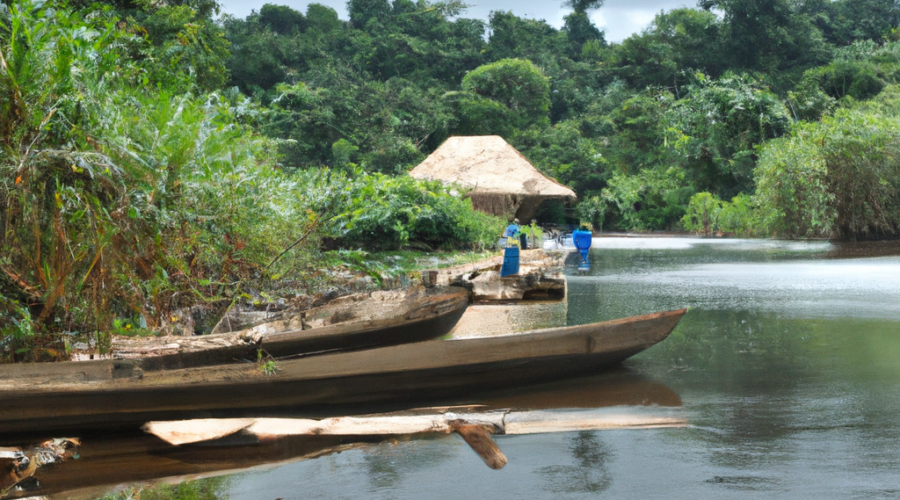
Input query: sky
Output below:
<box><xmin>217</xmin><ymin>0</ymin><xmax>697</xmax><ymax>42</ymax></box>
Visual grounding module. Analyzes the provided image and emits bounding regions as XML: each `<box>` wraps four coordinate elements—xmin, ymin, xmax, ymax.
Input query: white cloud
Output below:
<box><xmin>216</xmin><ymin>0</ymin><xmax>698</xmax><ymax>42</ymax></box>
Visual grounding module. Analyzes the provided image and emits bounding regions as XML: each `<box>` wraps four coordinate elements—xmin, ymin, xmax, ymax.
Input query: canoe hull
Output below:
<box><xmin>128</xmin><ymin>286</ymin><xmax>471</xmax><ymax>371</ymax></box>
<box><xmin>0</xmin><ymin>309</ymin><xmax>686</xmax><ymax>436</ymax></box>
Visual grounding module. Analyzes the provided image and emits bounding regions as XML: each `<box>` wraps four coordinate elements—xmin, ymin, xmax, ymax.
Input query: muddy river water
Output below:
<box><xmin>12</xmin><ymin>238</ymin><xmax>900</xmax><ymax>499</ymax></box>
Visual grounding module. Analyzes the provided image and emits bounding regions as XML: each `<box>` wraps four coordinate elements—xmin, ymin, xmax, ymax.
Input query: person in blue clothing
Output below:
<box><xmin>505</xmin><ymin>218</ymin><xmax>520</xmax><ymax>239</ymax></box>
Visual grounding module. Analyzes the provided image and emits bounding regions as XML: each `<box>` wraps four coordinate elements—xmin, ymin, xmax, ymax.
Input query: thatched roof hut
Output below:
<box><xmin>409</xmin><ymin>136</ymin><xmax>576</xmax><ymax>221</ymax></box>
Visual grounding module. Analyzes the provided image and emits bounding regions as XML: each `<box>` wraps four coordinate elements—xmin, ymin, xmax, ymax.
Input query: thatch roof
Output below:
<box><xmin>409</xmin><ymin>136</ymin><xmax>576</xmax><ymax>220</ymax></box>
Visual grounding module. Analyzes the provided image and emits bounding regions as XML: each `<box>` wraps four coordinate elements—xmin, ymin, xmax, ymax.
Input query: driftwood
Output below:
<box><xmin>142</xmin><ymin>407</ymin><xmax>686</xmax><ymax>469</ymax></box>
<box><xmin>144</xmin><ymin>409</ymin><xmax>686</xmax><ymax>445</ymax></box>
<box><xmin>449</xmin><ymin>420</ymin><xmax>507</xmax><ymax>469</ymax></box>
<box><xmin>1</xmin><ymin>438</ymin><xmax>80</xmax><ymax>497</ymax></box>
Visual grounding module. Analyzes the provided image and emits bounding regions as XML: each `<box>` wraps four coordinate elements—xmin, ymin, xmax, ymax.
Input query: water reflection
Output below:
<box><xmin>0</xmin><ymin>431</ymin><xmax>367</xmax><ymax>500</ymax></box>
<box><xmin>468</xmin><ymin>369</ymin><xmax>682</xmax><ymax>409</ymax></box>
<box><xmin>2</xmin><ymin>371</ymin><xmax>681</xmax><ymax>500</ymax></box>
<box><xmin>567</xmin><ymin>239</ymin><xmax>900</xmax><ymax>321</ymax></box>
<box><xmin>361</xmin><ymin>438</ymin><xmax>456</xmax><ymax>491</ymax></box>
<box><xmin>537</xmin><ymin>432</ymin><xmax>613</xmax><ymax>494</ymax></box>
<box><xmin>98</xmin><ymin>477</ymin><xmax>231</xmax><ymax>500</ymax></box>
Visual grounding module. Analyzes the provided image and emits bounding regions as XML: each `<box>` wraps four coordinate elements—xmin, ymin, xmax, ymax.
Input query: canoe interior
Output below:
<box><xmin>138</xmin><ymin>287</ymin><xmax>469</xmax><ymax>371</ymax></box>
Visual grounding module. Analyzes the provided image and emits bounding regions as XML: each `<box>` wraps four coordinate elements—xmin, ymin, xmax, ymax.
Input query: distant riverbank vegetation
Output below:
<box><xmin>2</xmin><ymin>0</ymin><xmax>900</xmax><ymax>359</ymax></box>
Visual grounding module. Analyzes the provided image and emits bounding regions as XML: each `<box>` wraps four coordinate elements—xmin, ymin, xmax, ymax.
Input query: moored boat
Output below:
<box><xmin>69</xmin><ymin>285</ymin><xmax>470</xmax><ymax>371</ymax></box>
<box><xmin>0</xmin><ymin>373</ymin><xmax>683</xmax><ymax>499</ymax></box>
<box><xmin>0</xmin><ymin>308</ymin><xmax>686</xmax><ymax>435</ymax></box>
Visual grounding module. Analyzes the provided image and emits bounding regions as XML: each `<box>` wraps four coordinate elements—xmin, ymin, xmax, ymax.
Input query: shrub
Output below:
<box><xmin>319</xmin><ymin>170</ymin><xmax>504</xmax><ymax>251</ymax></box>
<box><xmin>601</xmin><ymin>167</ymin><xmax>693</xmax><ymax>231</ymax></box>
<box><xmin>754</xmin><ymin>109</ymin><xmax>900</xmax><ymax>239</ymax></box>
<box><xmin>0</xmin><ymin>2</ymin><xmax>312</xmax><ymax>358</ymax></box>
<box><xmin>681</xmin><ymin>192</ymin><xmax>758</xmax><ymax>236</ymax></box>
<box><xmin>681</xmin><ymin>192</ymin><xmax>723</xmax><ymax>236</ymax></box>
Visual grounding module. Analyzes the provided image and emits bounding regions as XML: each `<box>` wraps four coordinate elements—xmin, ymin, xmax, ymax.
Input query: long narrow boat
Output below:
<box><xmin>0</xmin><ymin>309</ymin><xmax>685</xmax><ymax>435</ymax></box>
<box><xmin>59</xmin><ymin>286</ymin><xmax>469</xmax><ymax>371</ymax></box>
<box><xmin>1</xmin><ymin>374</ymin><xmax>682</xmax><ymax>499</ymax></box>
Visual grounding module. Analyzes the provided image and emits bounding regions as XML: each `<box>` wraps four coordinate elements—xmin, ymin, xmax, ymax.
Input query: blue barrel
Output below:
<box><xmin>573</xmin><ymin>229</ymin><xmax>592</xmax><ymax>269</ymax></box>
<box><xmin>500</xmin><ymin>246</ymin><xmax>520</xmax><ymax>277</ymax></box>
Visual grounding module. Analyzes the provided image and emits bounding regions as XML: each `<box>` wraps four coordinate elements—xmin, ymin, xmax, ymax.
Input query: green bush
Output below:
<box><xmin>718</xmin><ymin>193</ymin><xmax>756</xmax><ymax>235</ymax></box>
<box><xmin>682</xmin><ymin>192</ymin><xmax>757</xmax><ymax>236</ymax></box>
<box><xmin>0</xmin><ymin>2</ymin><xmax>312</xmax><ymax>358</ymax></box>
<box><xmin>681</xmin><ymin>192</ymin><xmax>723</xmax><ymax>236</ymax></box>
<box><xmin>754</xmin><ymin>108</ymin><xmax>900</xmax><ymax>239</ymax></box>
<box><xmin>600</xmin><ymin>167</ymin><xmax>693</xmax><ymax>231</ymax></box>
<box><xmin>575</xmin><ymin>195</ymin><xmax>609</xmax><ymax>230</ymax></box>
<box><xmin>319</xmin><ymin>170</ymin><xmax>504</xmax><ymax>251</ymax></box>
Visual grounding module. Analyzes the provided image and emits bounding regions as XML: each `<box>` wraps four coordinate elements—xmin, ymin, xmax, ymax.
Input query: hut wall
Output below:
<box><xmin>467</xmin><ymin>193</ymin><xmax>519</xmax><ymax>220</ymax></box>
<box><xmin>466</xmin><ymin>193</ymin><xmax>559</xmax><ymax>222</ymax></box>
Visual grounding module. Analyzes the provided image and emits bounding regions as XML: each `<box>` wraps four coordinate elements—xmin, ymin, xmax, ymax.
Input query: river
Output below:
<box><xmin>16</xmin><ymin>238</ymin><xmax>900</xmax><ymax>499</ymax></box>
<box><xmin>213</xmin><ymin>238</ymin><xmax>900</xmax><ymax>499</ymax></box>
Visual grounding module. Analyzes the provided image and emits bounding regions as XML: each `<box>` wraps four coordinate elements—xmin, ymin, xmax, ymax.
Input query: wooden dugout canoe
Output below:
<box><xmin>0</xmin><ymin>309</ymin><xmax>685</xmax><ymax>435</ymax></box>
<box><xmin>13</xmin><ymin>286</ymin><xmax>470</xmax><ymax>374</ymax></box>
<box><xmin>1</xmin><ymin>374</ymin><xmax>680</xmax><ymax>499</ymax></box>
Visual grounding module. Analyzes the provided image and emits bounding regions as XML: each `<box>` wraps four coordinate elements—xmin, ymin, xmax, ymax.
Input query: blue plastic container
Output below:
<box><xmin>573</xmin><ymin>229</ymin><xmax>592</xmax><ymax>270</ymax></box>
<box><xmin>500</xmin><ymin>246</ymin><xmax>520</xmax><ymax>277</ymax></box>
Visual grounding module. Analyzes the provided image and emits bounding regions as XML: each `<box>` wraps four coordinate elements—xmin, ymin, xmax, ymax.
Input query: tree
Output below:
<box><xmin>348</xmin><ymin>0</ymin><xmax>391</xmax><ymax>28</ymax></box>
<box><xmin>562</xmin><ymin>0</ymin><xmax>605</xmax><ymax>14</ymax></box>
<box><xmin>461</xmin><ymin>58</ymin><xmax>551</xmax><ymax>128</ymax></box>
<box><xmin>259</xmin><ymin>4</ymin><xmax>307</xmax><ymax>35</ymax></box>
<box><xmin>563</xmin><ymin>11</ymin><xmax>604</xmax><ymax>57</ymax></box>
<box><xmin>700</xmin><ymin>0</ymin><xmax>829</xmax><ymax>73</ymax></box>
<box><xmin>307</xmin><ymin>3</ymin><xmax>342</xmax><ymax>33</ymax></box>
<box><xmin>131</xmin><ymin>4</ymin><xmax>232</xmax><ymax>91</ymax></box>
<box><xmin>801</xmin><ymin>0</ymin><xmax>900</xmax><ymax>46</ymax></box>
<box><xmin>665</xmin><ymin>73</ymin><xmax>791</xmax><ymax>198</ymax></box>
<box><xmin>611</xmin><ymin>9</ymin><xmax>722</xmax><ymax>91</ymax></box>
<box><xmin>486</xmin><ymin>11</ymin><xmax>563</xmax><ymax>64</ymax></box>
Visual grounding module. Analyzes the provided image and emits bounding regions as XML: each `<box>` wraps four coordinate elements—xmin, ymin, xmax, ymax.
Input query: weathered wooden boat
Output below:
<box><xmin>2</xmin><ymin>374</ymin><xmax>681</xmax><ymax>499</ymax></box>
<box><xmin>79</xmin><ymin>285</ymin><xmax>469</xmax><ymax>370</ymax></box>
<box><xmin>0</xmin><ymin>309</ymin><xmax>685</xmax><ymax>435</ymax></box>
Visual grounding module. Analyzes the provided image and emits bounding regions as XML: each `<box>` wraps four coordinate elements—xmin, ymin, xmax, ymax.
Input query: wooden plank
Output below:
<box><xmin>143</xmin><ymin>408</ymin><xmax>687</xmax><ymax>446</ymax></box>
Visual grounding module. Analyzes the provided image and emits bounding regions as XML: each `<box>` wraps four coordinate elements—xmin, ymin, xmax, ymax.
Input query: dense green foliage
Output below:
<box><xmin>4</xmin><ymin>0</ymin><xmax>900</xmax><ymax>359</ymax></box>
<box><xmin>755</xmin><ymin>104</ymin><xmax>900</xmax><ymax>239</ymax></box>
<box><xmin>0</xmin><ymin>0</ymin><xmax>501</xmax><ymax>360</ymax></box>
<box><xmin>213</xmin><ymin>0</ymin><xmax>900</xmax><ymax>236</ymax></box>
<box><xmin>310</xmin><ymin>168</ymin><xmax>503</xmax><ymax>250</ymax></box>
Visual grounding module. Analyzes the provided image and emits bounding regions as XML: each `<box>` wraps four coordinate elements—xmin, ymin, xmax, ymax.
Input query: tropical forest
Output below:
<box><xmin>2</xmin><ymin>0</ymin><xmax>900</xmax><ymax>360</ymax></box>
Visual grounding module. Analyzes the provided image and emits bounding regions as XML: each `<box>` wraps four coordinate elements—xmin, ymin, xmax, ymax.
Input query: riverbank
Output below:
<box><xmin>51</xmin><ymin>248</ymin><xmax>569</xmax><ymax>363</ymax></box>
